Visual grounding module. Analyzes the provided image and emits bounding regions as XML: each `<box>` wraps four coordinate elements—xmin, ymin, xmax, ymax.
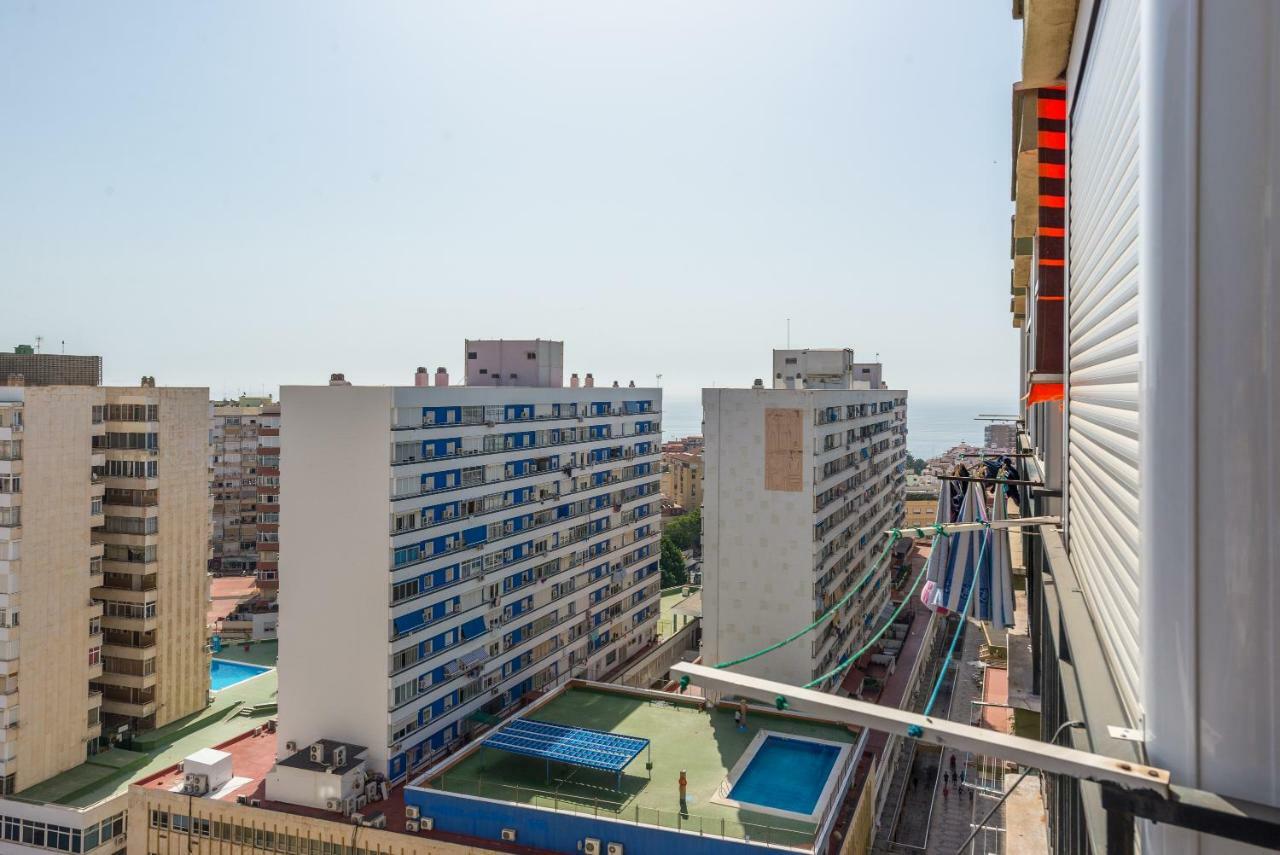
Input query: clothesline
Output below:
<box><xmin>886</xmin><ymin>516</ymin><xmax>1058</xmax><ymax>537</ymax></box>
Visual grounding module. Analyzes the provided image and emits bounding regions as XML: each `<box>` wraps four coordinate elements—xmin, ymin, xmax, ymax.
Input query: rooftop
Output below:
<box><xmin>420</xmin><ymin>685</ymin><xmax>863</xmax><ymax>849</ymax></box>
<box><xmin>15</xmin><ymin>669</ymin><xmax>277</xmax><ymax>809</ymax></box>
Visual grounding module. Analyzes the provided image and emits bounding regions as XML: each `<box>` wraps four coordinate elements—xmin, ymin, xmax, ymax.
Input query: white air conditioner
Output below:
<box><xmin>606</xmin><ymin>845</ymin><xmax>624</xmax><ymax>855</ymax></box>
<box><xmin>404</xmin><ymin>820</ymin><xmax>419</xmax><ymax>833</ymax></box>
<box><xmin>250</xmin><ymin>799</ymin><xmax>261</xmax><ymax>807</ymax></box>
<box><xmin>404</xmin><ymin>805</ymin><xmax>419</xmax><ymax>820</ymax></box>
<box><xmin>350</xmin><ymin>813</ymin><xmax>364</xmax><ymax>826</ymax></box>
<box><xmin>285</xmin><ymin>739</ymin><xmax>298</xmax><ymax>752</ymax></box>
<box><xmin>500</xmin><ymin>829</ymin><xmax>517</xmax><ymax>842</ymax></box>
<box><xmin>325</xmin><ymin>798</ymin><xmax>343</xmax><ymax>812</ymax></box>
<box><xmin>420</xmin><ymin>817</ymin><xmax>434</xmax><ymax>831</ymax></box>
<box><xmin>355</xmin><ymin>794</ymin><xmax>368</xmax><ymax>810</ymax></box>
<box><xmin>583</xmin><ymin>839</ymin><xmax>601</xmax><ymax>855</ymax></box>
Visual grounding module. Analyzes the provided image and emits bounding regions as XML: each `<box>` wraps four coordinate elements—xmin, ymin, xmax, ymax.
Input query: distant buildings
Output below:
<box><xmin>0</xmin><ymin>358</ymin><xmax>215</xmax><ymax>855</ymax></box>
<box><xmin>660</xmin><ymin>448</ymin><xmax>703</xmax><ymax>514</ymax></box>
<box><xmin>702</xmin><ymin>349</ymin><xmax>907</xmax><ymax>687</ymax></box>
<box><xmin>210</xmin><ymin>396</ymin><xmax>281</xmax><ymax>588</ymax></box>
<box><xmin>983</xmin><ymin>422</ymin><xmax>1016</xmax><ymax>452</ymax></box>
<box><xmin>276</xmin><ymin>341</ymin><xmax>662</xmax><ymax>782</ymax></box>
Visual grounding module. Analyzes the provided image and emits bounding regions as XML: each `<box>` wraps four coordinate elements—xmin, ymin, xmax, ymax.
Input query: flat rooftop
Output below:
<box><xmin>423</xmin><ymin>686</ymin><xmax>862</xmax><ymax>849</ymax></box>
<box><xmin>15</xmin><ymin>669</ymin><xmax>276</xmax><ymax>809</ymax></box>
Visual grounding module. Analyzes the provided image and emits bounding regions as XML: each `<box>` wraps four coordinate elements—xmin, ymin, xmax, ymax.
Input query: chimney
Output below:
<box><xmin>5</xmin><ymin>374</ymin><xmax>24</xmax><ymax>387</ymax></box>
<box><xmin>414</xmin><ymin>367</ymin><xmax>429</xmax><ymax>387</ymax></box>
<box><xmin>584</xmin><ymin>373</ymin><xmax>594</xmax><ymax>388</ymax></box>
<box><xmin>611</xmin><ymin>380</ymin><xmax>619</xmax><ymax>388</ymax></box>
<box><xmin>329</xmin><ymin>373</ymin><xmax>351</xmax><ymax>387</ymax></box>
<box><xmin>628</xmin><ymin>380</ymin><xmax>635</xmax><ymax>388</ymax></box>
<box><xmin>140</xmin><ymin>376</ymin><xmax>156</xmax><ymax>388</ymax></box>
<box><xmin>434</xmin><ymin>367</ymin><xmax>449</xmax><ymax>387</ymax></box>
<box><xmin>752</xmin><ymin>378</ymin><xmax>764</xmax><ymax>389</ymax></box>
<box><xmin>570</xmin><ymin>373</ymin><xmax>580</xmax><ymax>388</ymax></box>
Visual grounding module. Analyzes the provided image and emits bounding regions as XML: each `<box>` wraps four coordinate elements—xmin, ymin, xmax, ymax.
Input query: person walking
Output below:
<box><xmin>738</xmin><ymin>698</ymin><xmax>748</xmax><ymax>731</ymax></box>
<box><xmin>943</xmin><ymin>784</ymin><xmax>949</xmax><ymax>801</ymax></box>
<box><xmin>949</xmin><ymin>754</ymin><xmax>957</xmax><ymax>775</ymax></box>
<box><xmin>678</xmin><ymin>770</ymin><xmax>688</xmax><ymax>814</ymax></box>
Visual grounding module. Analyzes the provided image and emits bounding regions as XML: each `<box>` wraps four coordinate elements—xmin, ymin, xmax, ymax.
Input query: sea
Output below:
<box><xmin>660</xmin><ymin>393</ymin><xmax>1016</xmax><ymax>461</ymax></box>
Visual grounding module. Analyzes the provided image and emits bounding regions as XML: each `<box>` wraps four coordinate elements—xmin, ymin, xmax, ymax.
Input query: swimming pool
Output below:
<box><xmin>210</xmin><ymin>659</ymin><xmax>272</xmax><ymax>691</ymax></box>
<box><xmin>726</xmin><ymin>735</ymin><xmax>842</xmax><ymax>817</ymax></box>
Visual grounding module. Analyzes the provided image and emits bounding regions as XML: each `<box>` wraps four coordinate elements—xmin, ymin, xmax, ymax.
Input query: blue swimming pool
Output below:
<box><xmin>728</xmin><ymin>736</ymin><xmax>841</xmax><ymax>816</ymax></box>
<box><xmin>210</xmin><ymin>659</ymin><xmax>271</xmax><ymax>691</ymax></box>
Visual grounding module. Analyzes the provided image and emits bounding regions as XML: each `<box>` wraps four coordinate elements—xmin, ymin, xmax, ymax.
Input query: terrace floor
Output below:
<box><xmin>14</xmin><ymin>670</ymin><xmax>277</xmax><ymax>809</ymax></box>
<box><xmin>430</xmin><ymin>687</ymin><xmax>860</xmax><ymax>849</ymax></box>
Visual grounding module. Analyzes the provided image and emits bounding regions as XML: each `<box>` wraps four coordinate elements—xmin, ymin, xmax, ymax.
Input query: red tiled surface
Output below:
<box><xmin>981</xmin><ymin>665</ymin><xmax>1012</xmax><ymax>732</ymax></box>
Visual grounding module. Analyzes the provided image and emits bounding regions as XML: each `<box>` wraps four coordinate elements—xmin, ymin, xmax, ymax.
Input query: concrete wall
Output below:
<box><xmin>463</xmin><ymin>340</ymin><xmax>563</xmax><ymax>388</ymax></box>
<box><xmin>13</xmin><ymin>387</ymin><xmax>102</xmax><ymax>788</ymax></box>
<box><xmin>263</xmin><ymin>763</ymin><xmax>362</xmax><ymax>812</ymax></box>
<box><xmin>702</xmin><ymin>388</ymin><xmax>816</xmax><ymax>685</ymax></box>
<box><xmin>277</xmin><ymin>386</ymin><xmax>393</xmax><ymax>772</ymax></box>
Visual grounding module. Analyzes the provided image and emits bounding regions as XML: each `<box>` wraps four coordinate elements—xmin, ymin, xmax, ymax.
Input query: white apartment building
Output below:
<box><xmin>702</xmin><ymin>350</ymin><xmax>907</xmax><ymax>688</ymax></box>
<box><xmin>276</xmin><ymin>342</ymin><xmax>662</xmax><ymax>783</ymax></box>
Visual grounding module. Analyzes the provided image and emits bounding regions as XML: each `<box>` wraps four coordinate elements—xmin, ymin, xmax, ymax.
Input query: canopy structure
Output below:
<box><xmin>483</xmin><ymin>718</ymin><xmax>650</xmax><ymax>788</ymax></box>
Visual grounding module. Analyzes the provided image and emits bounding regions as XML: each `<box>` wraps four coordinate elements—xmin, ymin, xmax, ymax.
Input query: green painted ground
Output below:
<box><xmin>213</xmin><ymin>638</ymin><xmax>278</xmax><ymax>667</ymax></box>
<box><xmin>658</xmin><ymin>588</ymin><xmax>700</xmax><ymax>638</ymax></box>
<box><xmin>431</xmin><ymin>687</ymin><xmax>859</xmax><ymax>848</ymax></box>
<box><xmin>15</xmin><ymin>670</ymin><xmax>277</xmax><ymax>808</ymax></box>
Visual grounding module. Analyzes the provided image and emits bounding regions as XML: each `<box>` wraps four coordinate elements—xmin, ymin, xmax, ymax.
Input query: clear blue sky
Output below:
<box><xmin>2</xmin><ymin>2</ymin><xmax>1021</xmax><ymax>402</ymax></box>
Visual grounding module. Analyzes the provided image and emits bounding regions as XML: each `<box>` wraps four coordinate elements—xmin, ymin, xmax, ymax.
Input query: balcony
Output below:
<box><xmin>101</xmin><ymin>612</ymin><xmax>158</xmax><ymax>633</ymax></box>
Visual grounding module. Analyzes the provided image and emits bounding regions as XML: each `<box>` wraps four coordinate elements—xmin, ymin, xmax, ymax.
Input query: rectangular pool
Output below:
<box><xmin>727</xmin><ymin>735</ymin><xmax>842</xmax><ymax>817</ymax></box>
<box><xmin>210</xmin><ymin>659</ymin><xmax>272</xmax><ymax>691</ymax></box>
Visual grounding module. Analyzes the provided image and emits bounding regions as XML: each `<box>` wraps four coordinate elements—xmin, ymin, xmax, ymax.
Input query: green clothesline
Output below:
<box><xmin>712</xmin><ymin>530</ymin><xmax>901</xmax><ymax>670</ymax></box>
<box><xmin>802</xmin><ymin>535</ymin><xmax>937</xmax><ymax>689</ymax></box>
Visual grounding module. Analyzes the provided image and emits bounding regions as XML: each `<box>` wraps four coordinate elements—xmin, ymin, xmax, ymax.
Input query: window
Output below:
<box><xmin>391</xmin><ymin>578</ymin><xmax>420</xmax><ymax>604</ymax></box>
<box><xmin>467</xmin><ymin>351</ymin><xmax>477</xmax><ymax>359</ymax></box>
<box><xmin>88</xmin><ymin>646</ymin><xmax>100</xmax><ymax>665</ymax></box>
<box><xmin>526</xmin><ymin>351</ymin><xmax>536</xmax><ymax>359</ymax></box>
<box><xmin>89</xmin><ymin>617</ymin><xmax>101</xmax><ymax>636</ymax></box>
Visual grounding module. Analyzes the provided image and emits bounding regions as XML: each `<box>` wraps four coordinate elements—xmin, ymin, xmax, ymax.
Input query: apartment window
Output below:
<box><xmin>89</xmin><ymin>617</ymin><xmax>101</xmax><ymax>636</ymax></box>
<box><xmin>467</xmin><ymin>351</ymin><xmax>477</xmax><ymax>359</ymax></box>
<box><xmin>89</xmin><ymin>646</ymin><xmax>101</xmax><ymax>666</ymax></box>
<box><xmin>526</xmin><ymin>351</ymin><xmax>536</xmax><ymax>359</ymax></box>
<box><xmin>393</xmin><ymin>511</ymin><xmax>416</xmax><ymax>532</ymax></box>
<box><xmin>391</xmin><ymin>578</ymin><xmax>420</xmax><ymax>604</ymax></box>
<box><xmin>0</xmin><ymin>477</ymin><xmax>18</xmax><ymax>493</ymax></box>
<box><xmin>0</xmin><ymin>441</ymin><xmax>20</xmax><ymax>461</ymax></box>
<box><xmin>90</xmin><ymin>497</ymin><xmax>102</xmax><ymax>516</ymax></box>
<box><xmin>0</xmin><ymin>508</ymin><xmax>19</xmax><ymax>528</ymax></box>
<box><xmin>104</xmin><ymin>516</ymin><xmax>158</xmax><ymax>535</ymax></box>
<box><xmin>391</xmin><ymin>645</ymin><xmax>422</xmax><ymax>673</ymax></box>
<box><xmin>392</xmin><ymin>677</ymin><xmax>419</xmax><ymax>707</ymax></box>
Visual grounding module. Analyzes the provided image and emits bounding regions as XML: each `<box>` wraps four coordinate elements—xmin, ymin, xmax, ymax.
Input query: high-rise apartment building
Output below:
<box><xmin>983</xmin><ymin>422</ymin><xmax>1016</xmax><ymax>451</ymax></box>
<box><xmin>702</xmin><ymin>349</ymin><xmax>907</xmax><ymax>688</ymax></box>
<box><xmin>0</xmin><ymin>371</ymin><xmax>211</xmax><ymax>795</ymax></box>
<box><xmin>211</xmin><ymin>397</ymin><xmax>281</xmax><ymax>588</ymax></box>
<box><xmin>276</xmin><ymin>342</ymin><xmax>662</xmax><ymax>783</ymax></box>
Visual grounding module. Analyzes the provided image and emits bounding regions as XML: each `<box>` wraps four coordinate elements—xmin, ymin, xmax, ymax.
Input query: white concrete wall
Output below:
<box><xmin>463</xmin><ymin>340</ymin><xmax>563</xmax><ymax>388</ymax></box>
<box><xmin>264</xmin><ymin>763</ymin><xmax>362</xmax><ymax>811</ymax></box>
<box><xmin>277</xmin><ymin>386</ymin><xmax>393</xmax><ymax>770</ymax></box>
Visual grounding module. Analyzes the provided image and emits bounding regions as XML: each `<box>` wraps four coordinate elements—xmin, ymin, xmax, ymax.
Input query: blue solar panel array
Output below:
<box><xmin>484</xmin><ymin>719</ymin><xmax>649</xmax><ymax>773</ymax></box>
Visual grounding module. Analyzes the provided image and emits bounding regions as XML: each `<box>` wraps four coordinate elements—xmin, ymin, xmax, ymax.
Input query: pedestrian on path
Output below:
<box><xmin>943</xmin><ymin>784</ymin><xmax>949</xmax><ymax>801</ymax></box>
<box><xmin>950</xmin><ymin>754</ymin><xmax>957</xmax><ymax>774</ymax></box>
<box><xmin>944</xmin><ymin>771</ymin><xmax>949</xmax><ymax>785</ymax></box>
<box><xmin>678</xmin><ymin>769</ymin><xmax>688</xmax><ymax>814</ymax></box>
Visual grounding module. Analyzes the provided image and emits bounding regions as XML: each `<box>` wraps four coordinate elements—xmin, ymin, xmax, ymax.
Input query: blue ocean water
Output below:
<box><xmin>660</xmin><ymin>394</ymin><xmax>1015</xmax><ymax>460</ymax></box>
<box><xmin>728</xmin><ymin>736</ymin><xmax>840</xmax><ymax>815</ymax></box>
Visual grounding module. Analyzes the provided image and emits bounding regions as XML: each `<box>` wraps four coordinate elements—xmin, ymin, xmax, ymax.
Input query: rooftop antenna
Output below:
<box><xmin>34</xmin><ymin>336</ymin><xmax>43</xmax><ymax>354</ymax></box>
<box><xmin>656</xmin><ymin>373</ymin><xmax>662</xmax><ymax>388</ymax></box>
<box><xmin>786</xmin><ymin>319</ymin><xmax>791</xmax><ymax>349</ymax></box>
<box><xmin>61</xmin><ymin>340</ymin><xmax>65</xmax><ymax>354</ymax></box>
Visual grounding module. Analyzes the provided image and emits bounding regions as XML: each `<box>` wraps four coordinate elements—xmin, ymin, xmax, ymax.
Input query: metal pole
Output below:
<box><xmin>951</xmin><ymin>721</ymin><xmax>1085</xmax><ymax>854</ymax></box>
<box><xmin>883</xmin><ymin>516</ymin><xmax>1059</xmax><ymax>537</ymax></box>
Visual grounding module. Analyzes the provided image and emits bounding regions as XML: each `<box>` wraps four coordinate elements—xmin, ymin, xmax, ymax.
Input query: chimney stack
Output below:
<box><xmin>752</xmin><ymin>378</ymin><xmax>764</xmax><ymax>389</ymax></box>
<box><xmin>628</xmin><ymin>380</ymin><xmax>635</xmax><ymax>388</ymax></box>
<box><xmin>328</xmin><ymin>373</ymin><xmax>351</xmax><ymax>386</ymax></box>
<box><xmin>414</xmin><ymin>367</ymin><xmax>430</xmax><ymax>387</ymax></box>
<box><xmin>570</xmin><ymin>373</ymin><xmax>580</xmax><ymax>388</ymax></box>
<box><xmin>434</xmin><ymin>367</ymin><xmax>449</xmax><ymax>387</ymax></box>
<box><xmin>584</xmin><ymin>373</ymin><xmax>594</xmax><ymax>388</ymax></box>
<box><xmin>140</xmin><ymin>376</ymin><xmax>156</xmax><ymax>388</ymax></box>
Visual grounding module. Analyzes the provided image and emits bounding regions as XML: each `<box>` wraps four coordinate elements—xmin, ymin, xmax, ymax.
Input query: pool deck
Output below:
<box><xmin>427</xmin><ymin>686</ymin><xmax>861</xmax><ymax>847</ymax></box>
<box><xmin>13</xmin><ymin>670</ymin><xmax>277</xmax><ymax>809</ymax></box>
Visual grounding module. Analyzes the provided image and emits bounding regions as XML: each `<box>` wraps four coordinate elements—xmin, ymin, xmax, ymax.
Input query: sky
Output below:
<box><xmin>2</xmin><ymin>2</ymin><xmax>1022</xmax><ymax>403</ymax></box>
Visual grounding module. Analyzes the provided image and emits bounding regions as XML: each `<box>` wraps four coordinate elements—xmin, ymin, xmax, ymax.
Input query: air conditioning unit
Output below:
<box><xmin>332</xmin><ymin>745</ymin><xmax>347</xmax><ymax>767</ymax></box>
<box><xmin>365</xmin><ymin>781</ymin><xmax>380</xmax><ymax>800</ymax></box>
<box><xmin>355</xmin><ymin>795</ymin><xmax>368</xmax><ymax>810</ymax></box>
<box><xmin>250</xmin><ymin>799</ymin><xmax>261</xmax><ymax>808</ymax></box>
<box><xmin>325</xmin><ymin>798</ymin><xmax>343</xmax><ymax>812</ymax></box>
<box><xmin>404</xmin><ymin>820</ymin><xmax>419</xmax><ymax>833</ymax></box>
<box><xmin>420</xmin><ymin>817</ymin><xmax>434</xmax><ymax>831</ymax></box>
<box><xmin>500</xmin><ymin>829</ymin><xmax>517</xmax><ymax>842</ymax></box>
<box><xmin>350</xmin><ymin>813</ymin><xmax>364</xmax><ymax>826</ymax></box>
<box><xmin>606</xmin><ymin>845</ymin><xmax>625</xmax><ymax>855</ymax></box>
<box><xmin>236</xmin><ymin>796</ymin><xmax>249</xmax><ymax>805</ymax></box>
<box><xmin>583</xmin><ymin>839</ymin><xmax>602</xmax><ymax>855</ymax></box>
<box><xmin>310</xmin><ymin>743</ymin><xmax>326</xmax><ymax>763</ymax></box>
<box><xmin>184</xmin><ymin>773</ymin><xmax>209</xmax><ymax>795</ymax></box>
<box><xmin>285</xmin><ymin>740</ymin><xmax>298</xmax><ymax>753</ymax></box>
<box><xmin>404</xmin><ymin>805</ymin><xmax>419</xmax><ymax>820</ymax></box>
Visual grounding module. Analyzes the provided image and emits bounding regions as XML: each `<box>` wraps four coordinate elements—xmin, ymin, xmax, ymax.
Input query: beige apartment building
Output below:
<box><xmin>0</xmin><ymin>365</ymin><xmax>211</xmax><ymax>796</ymax></box>
<box><xmin>211</xmin><ymin>397</ymin><xmax>281</xmax><ymax>587</ymax></box>
<box><xmin>660</xmin><ymin>449</ymin><xmax>703</xmax><ymax>513</ymax></box>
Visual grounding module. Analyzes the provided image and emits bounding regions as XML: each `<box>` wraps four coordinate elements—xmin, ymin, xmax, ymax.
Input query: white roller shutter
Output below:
<box><xmin>1066</xmin><ymin>0</ymin><xmax>1142</xmax><ymax>722</ymax></box>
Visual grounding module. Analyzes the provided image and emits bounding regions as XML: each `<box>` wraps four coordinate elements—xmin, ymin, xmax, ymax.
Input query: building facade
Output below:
<box><xmin>0</xmin><ymin>373</ymin><xmax>211</xmax><ymax>794</ymax></box>
<box><xmin>277</xmin><ymin>344</ymin><xmax>662</xmax><ymax>782</ymax></box>
<box><xmin>702</xmin><ymin>351</ymin><xmax>907</xmax><ymax>688</ymax></box>
<box><xmin>210</xmin><ymin>398</ymin><xmax>281</xmax><ymax>588</ymax></box>
<box><xmin>1001</xmin><ymin>1</ymin><xmax>1280</xmax><ymax>850</ymax></box>
<box><xmin>982</xmin><ymin>423</ymin><xmax>1016</xmax><ymax>451</ymax></box>
<box><xmin>659</xmin><ymin>450</ymin><xmax>702</xmax><ymax>513</ymax></box>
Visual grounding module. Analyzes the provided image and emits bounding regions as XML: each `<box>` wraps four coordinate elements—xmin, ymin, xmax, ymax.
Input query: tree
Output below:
<box><xmin>664</xmin><ymin>508</ymin><xmax>701</xmax><ymax>552</ymax></box>
<box><xmin>905</xmin><ymin>453</ymin><xmax>927</xmax><ymax>475</ymax></box>
<box><xmin>660</xmin><ymin>535</ymin><xmax>688</xmax><ymax>588</ymax></box>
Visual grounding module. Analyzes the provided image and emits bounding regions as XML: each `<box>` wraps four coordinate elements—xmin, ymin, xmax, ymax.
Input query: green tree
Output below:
<box><xmin>664</xmin><ymin>508</ymin><xmax>701</xmax><ymax>551</ymax></box>
<box><xmin>905</xmin><ymin>453</ymin><xmax>927</xmax><ymax>475</ymax></box>
<box><xmin>660</xmin><ymin>535</ymin><xmax>688</xmax><ymax>588</ymax></box>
